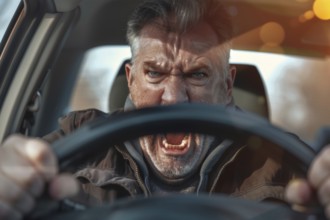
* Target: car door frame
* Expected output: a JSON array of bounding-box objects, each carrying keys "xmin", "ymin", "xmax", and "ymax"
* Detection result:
[{"xmin": 0, "ymin": 0, "xmax": 81, "ymax": 142}]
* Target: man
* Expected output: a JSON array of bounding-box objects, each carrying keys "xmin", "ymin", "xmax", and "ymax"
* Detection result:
[{"xmin": 0, "ymin": 0, "xmax": 329, "ymax": 219}]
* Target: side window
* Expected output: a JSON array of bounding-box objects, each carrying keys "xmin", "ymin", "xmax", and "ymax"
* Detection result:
[
  {"xmin": 0, "ymin": 0, "xmax": 21, "ymax": 44},
  {"xmin": 70, "ymin": 46, "xmax": 131, "ymax": 112}
]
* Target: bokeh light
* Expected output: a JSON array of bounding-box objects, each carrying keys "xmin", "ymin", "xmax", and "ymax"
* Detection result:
[
  {"xmin": 313, "ymin": 0, "xmax": 330, "ymax": 20},
  {"xmin": 259, "ymin": 22, "xmax": 285, "ymax": 46},
  {"xmin": 299, "ymin": 10, "xmax": 315, "ymax": 22}
]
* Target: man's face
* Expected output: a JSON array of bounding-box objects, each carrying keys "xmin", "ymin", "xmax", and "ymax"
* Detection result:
[{"xmin": 126, "ymin": 21, "xmax": 236, "ymax": 180}]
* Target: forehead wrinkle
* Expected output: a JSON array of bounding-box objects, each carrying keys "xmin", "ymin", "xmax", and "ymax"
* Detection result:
[
  {"xmin": 136, "ymin": 38, "xmax": 174, "ymax": 71},
  {"xmin": 190, "ymin": 41, "xmax": 216, "ymax": 53},
  {"xmin": 164, "ymin": 32, "xmax": 182, "ymax": 64},
  {"xmin": 166, "ymin": 34, "xmax": 214, "ymax": 72},
  {"xmin": 138, "ymin": 33, "xmax": 180, "ymax": 71}
]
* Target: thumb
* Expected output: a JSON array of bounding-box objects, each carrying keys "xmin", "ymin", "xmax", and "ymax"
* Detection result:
[
  {"xmin": 48, "ymin": 174, "xmax": 79, "ymax": 200},
  {"xmin": 285, "ymin": 178, "xmax": 323, "ymax": 214},
  {"xmin": 285, "ymin": 179, "xmax": 314, "ymax": 205}
]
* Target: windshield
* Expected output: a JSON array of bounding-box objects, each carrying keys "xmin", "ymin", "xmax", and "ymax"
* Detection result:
[{"xmin": 0, "ymin": 0, "xmax": 21, "ymax": 44}]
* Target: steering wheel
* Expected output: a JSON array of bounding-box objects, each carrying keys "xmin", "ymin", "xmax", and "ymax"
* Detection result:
[{"xmin": 31, "ymin": 103, "xmax": 322, "ymax": 220}]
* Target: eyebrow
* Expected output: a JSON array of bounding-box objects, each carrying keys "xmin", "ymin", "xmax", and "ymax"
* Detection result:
[
  {"xmin": 142, "ymin": 59, "xmax": 172, "ymax": 70},
  {"xmin": 142, "ymin": 58, "xmax": 212, "ymax": 74},
  {"xmin": 183, "ymin": 58, "xmax": 212, "ymax": 72},
  {"xmin": 143, "ymin": 60, "xmax": 164, "ymax": 69}
]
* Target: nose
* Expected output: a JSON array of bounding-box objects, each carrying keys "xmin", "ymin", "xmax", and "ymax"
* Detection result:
[{"xmin": 161, "ymin": 76, "xmax": 188, "ymax": 105}]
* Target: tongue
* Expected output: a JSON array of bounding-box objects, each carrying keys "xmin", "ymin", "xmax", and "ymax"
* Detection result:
[{"xmin": 165, "ymin": 133, "xmax": 186, "ymax": 145}]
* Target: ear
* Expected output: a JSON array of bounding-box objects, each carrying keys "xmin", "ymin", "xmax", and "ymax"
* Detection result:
[
  {"xmin": 125, "ymin": 62, "xmax": 133, "ymax": 88},
  {"xmin": 226, "ymin": 65, "xmax": 237, "ymax": 103}
]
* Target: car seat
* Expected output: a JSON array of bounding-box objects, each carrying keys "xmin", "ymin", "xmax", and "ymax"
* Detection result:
[{"xmin": 108, "ymin": 59, "xmax": 269, "ymax": 119}]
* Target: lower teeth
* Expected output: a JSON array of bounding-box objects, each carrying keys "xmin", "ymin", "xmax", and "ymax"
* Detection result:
[{"xmin": 162, "ymin": 137, "xmax": 188, "ymax": 149}]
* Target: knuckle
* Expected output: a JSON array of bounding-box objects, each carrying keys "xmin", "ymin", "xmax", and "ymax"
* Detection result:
[
  {"xmin": 1, "ymin": 135, "xmax": 26, "ymax": 156},
  {"xmin": 1, "ymin": 185, "xmax": 34, "ymax": 217},
  {"xmin": 24, "ymin": 138, "xmax": 51, "ymax": 161},
  {"xmin": 7, "ymin": 185, "xmax": 35, "ymax": 215},
  {"xmin": 24, "ymin": 139, "xmax": 58, "ymax": 180},
  {"xmin": 0, "ymin": 170, "xmax": 36, "ymax": 215},
  {"xmin": 321, "ymin": 147, "xmax": 330, "ymax": 160},
  {"xmin": 10, "ymin": 168, "xmax": 44, "ymax": 197},
  {"xmin": 318, "ymin": 179, "xmax": 330, "ymax": 205},
  {"xmin": 317, "ymin": 151, "xmax": 330, "ymax": 169},
  {"xmin": 308, "ymin": 148, "xmax": 330, "ymax": 187},
  {"xmin": 3, "ymin": 135, "xmax": 25, "ymax": 147},
  {"xmin": 0, "ymin": 161, "xmax": 44, "ymax": 196}
]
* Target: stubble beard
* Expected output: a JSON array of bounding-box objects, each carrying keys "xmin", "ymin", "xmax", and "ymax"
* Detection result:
[{"xmin": 140, "ymin": 134, "xmax": 213, "ymax": 180}]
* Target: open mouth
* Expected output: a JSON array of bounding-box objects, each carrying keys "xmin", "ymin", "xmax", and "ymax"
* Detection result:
[{"xmin": 158, "ymin": 133, "xmax": 192, "ymax": 156}]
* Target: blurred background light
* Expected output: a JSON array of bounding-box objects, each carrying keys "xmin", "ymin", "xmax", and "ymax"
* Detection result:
[
  {"xmin": 259, "ymin": 22, "xmax": 285, "ymax": 46},
  {"xmin": 313, "ymin": 0, "xmax": 330, "ymax": 20},
  {"xmin": 299, "ymin": 10, "xmax": 315, "ymax": 22}
]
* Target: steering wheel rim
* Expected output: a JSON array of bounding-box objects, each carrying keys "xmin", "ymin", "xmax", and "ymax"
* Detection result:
[
  {"xmin": 52, "ymin": 103, "xmax": 315, "ymax": 171},
  {"xmin": 39, "ymin": 103, "xmax": 322, "ymax": 220},
  {"xmin": 45, "ymin": 194, "xmax": 317, "ymax": 220}
]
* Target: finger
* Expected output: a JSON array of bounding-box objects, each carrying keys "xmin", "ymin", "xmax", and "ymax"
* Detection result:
[
  {"xmin": 16, "ymin": 137, "xmax": 58, "ymax": 181},
  {"xmin": 308, "ymin": 146, "xmax": 330, "ymax": 189},
  {"xmin": 0, "ymin": 164, "xmax": 44, "ymax": 198},
  {"xmin": 48, "ymin": 174, "xmax": 79, "ymax": 200},
  {"xmin": 0, "ymin": 169, "xmax": 35, "ymax": 215},
  {"xmin": 3, "ymin": 135, "xmax": 58, "ymax": 180},
  {"xmin": 285, "ymin": 179, "xmax": 313, "ymax": 205},
  {"xmin": 0, "ymin": 136, "xmax": 47, "ymax": 197},
  {"xmin": 318, "ymin": 178, "xmax": 330, "ymax": 206}
]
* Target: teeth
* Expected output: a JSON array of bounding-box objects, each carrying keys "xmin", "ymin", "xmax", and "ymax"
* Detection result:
[{"xmin": 162, "ymin": 136, "xmax": 188, "ymax": 149}]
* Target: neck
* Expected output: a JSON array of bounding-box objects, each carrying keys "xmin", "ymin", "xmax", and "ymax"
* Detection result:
[{"xmin": 148, "ymin": 170, "xmax": 200, "ymax": 195}]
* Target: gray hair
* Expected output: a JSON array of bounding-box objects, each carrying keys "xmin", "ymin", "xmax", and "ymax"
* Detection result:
[{"xmin": 126, "ymin": 0, "xmax": 233, "ymax": 75}]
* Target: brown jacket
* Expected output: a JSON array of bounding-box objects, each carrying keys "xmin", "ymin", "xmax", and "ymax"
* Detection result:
[{"xmin": 44, "ymin": 109, "xmax": 304, "ymax": 206}]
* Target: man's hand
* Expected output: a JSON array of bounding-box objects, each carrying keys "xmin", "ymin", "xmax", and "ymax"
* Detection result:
[
  {"xmin": 0, "ymin": 135, "xmax": 79, "ymax": 219},
  {"xmin": 286, "ymin": 145, "xmax": 330, "ymax": 218}
]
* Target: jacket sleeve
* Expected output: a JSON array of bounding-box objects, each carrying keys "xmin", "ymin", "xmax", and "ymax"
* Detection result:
[{"xmin": 42, "ymin": 108, "xmax": 108, "ymax": 143}]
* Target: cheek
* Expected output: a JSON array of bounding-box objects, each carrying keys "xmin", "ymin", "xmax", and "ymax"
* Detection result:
[
  {"xmin": 140, "ymin": 136, "xmax": 158, "ymax": 163},
  {"xmin": 140, "ymin": 137, "xmax": 151, "ymax": 153},
  {"xmin": 188, "ymin": 83, "xmax": 228, "ymax": 104},
  {"xmin": 212, "ymin": 85, "xmax": 230, "ymax": 103},
  {"xmin": 207, "ymin": 78, "xmax": 230, "ymax": 104},
  {"xmin": 129, "ymin": 79, "xmax": 163, "ymax": 108}
]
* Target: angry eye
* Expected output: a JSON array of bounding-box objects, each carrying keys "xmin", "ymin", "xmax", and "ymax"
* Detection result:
[
  {"xmin": 185, "ymin": 71, "xmax": 209, "ymax": 86},
  {"xmin": 190, "ymin": 72, "xmax": 207, "ymax": 79},
  {"xmin": 147, "ymin": 71, "xmax": 162, "ymax": 78},
  {"xmin": 145, "ymin": 71, "xmax": 166, "ymax": 83}
]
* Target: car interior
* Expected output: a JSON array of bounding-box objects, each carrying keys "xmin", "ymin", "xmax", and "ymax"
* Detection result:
[
  {"xmin": 0, "ymin": 0, "xmax": 329, "ymax": 219},
  {"xmin": 1, "ymin": 0, "xmax": 330, "ymax": 140}
]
